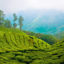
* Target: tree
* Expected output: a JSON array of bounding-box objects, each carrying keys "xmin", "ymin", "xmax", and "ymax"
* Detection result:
[
  {"xmin": 4, "ymin": 19, "xmax": 11, "ymax": 28},
  {"xmin": 13, "ymin": 13, "xmax": 17, "ymax": 28},
  {"xmin": 19, "ymin": 16, "xmax": 24, "ymax": 30},
  {"xmin": 35, "ymin": 34, "xmax": 58, "ymax": 44},
  {"xmin": 24, "ymin": 31, "xmax": 59, "ymax": 44},
  {"xmin": 0, "ymin": 10, "xmax": 5, "ymax": 25}
]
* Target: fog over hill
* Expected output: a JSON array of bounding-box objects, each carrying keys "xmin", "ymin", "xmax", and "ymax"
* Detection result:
[
  {"xmin": 6, "ymin": 10, "xmax": 64, "ymax": 34},
  {"xmin": 1, "ymin": 0, "xmax": 64, "ymax": 34}
]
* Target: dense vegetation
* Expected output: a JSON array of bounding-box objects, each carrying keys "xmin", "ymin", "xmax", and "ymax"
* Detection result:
[
  {"xmin": 0, "ymin": 10, "xmax": 64, "ymax": 64},
  {"xmin": 0, "ymin": 27, "xmax": 64, "ymax": 64},
  {"xmin": 0, "ymin": 9, "xmax": 59, "ymax": 45},
  {"xmin": 0, "ymin": 10, "xmax": 23, "ymax": 30},
  {"xmin": 23, "ymin": 31, "xmax": 59, "ymax": 44},
  {"xmin": 55, "ymin": 31, "xmax": 64, "ymax": 40}
]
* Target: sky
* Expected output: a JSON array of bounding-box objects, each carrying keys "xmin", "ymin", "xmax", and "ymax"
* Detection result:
[
  {"xmin": 0, "ymin": 0, "xmax": 64, "ymax": 34},
  {"xmin": 0, "ymin": 0, "xmax": 64, "ymax": 13}
]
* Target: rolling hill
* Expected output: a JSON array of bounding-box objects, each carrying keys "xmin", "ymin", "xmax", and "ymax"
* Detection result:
[{"xmin": 0, "ymin": 27, "xmax": 64, "ymax": 64}]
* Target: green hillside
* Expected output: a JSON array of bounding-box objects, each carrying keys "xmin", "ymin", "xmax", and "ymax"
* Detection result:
[{"xmin": 0, "ymin": 27, "xmax": 64, "ymax": 64}]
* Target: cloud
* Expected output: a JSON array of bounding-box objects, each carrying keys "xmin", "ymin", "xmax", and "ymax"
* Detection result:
[
  {"xmin": 57, "ymin": 25, "xmax": 64, "ymax": 32},
  {"xmin": 25, "ymin": 15, "xmax": 41, "ymax": 30},
  {"xmin": 0, "ymin": 0, "xmax": 64, "ymax": 13},
  {"xmin": 32, "ymin": 15, "xmax": 41, "ymax": 23}
]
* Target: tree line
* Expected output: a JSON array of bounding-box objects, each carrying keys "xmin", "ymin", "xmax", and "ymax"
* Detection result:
[{"xmin": 0, "ymin": 10, "xmax": 23, "ymax": 30}]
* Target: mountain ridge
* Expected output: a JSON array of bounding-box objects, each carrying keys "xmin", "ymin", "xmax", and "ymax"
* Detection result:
[{"xmin": 6, "ymin": 10, "xmax": 64, "ymax": 34}]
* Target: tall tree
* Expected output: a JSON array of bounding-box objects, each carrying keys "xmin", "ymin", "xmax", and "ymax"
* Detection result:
[
  {"xmin": 0, "ymin": 10, "xmax": 5, "ymax": 25},
  {"xmin": 19, "ymin": 16, "xmax": 24, "ymax": 30},
  {"xmin": 4, "ymin": 19, "xmax": 11, "ymax": 28},
  {"xmin": 13, "ymin": 13, "xmax": 17, "ymax": 28}
]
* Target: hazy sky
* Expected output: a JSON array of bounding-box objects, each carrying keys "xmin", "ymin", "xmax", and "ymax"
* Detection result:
[{"xmin": 0, "ymin": 0, "xmax": 64, "ymax": 13}]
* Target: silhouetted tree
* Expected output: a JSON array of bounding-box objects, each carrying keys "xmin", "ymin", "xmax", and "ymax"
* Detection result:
[
  {"xmin": 13, "ymin": 13, "xmax": 17, "ymax": 28},
  {"xmin": 0, "ymin": 10, "xmax": 5, "ymax": 25},
  {"xmin": 19, "ymin": 16, "xmax": 24, "ymax": 30},
  {"xmin": 4, "ymin": 19, "xmax": 11, "ymax": 28}
]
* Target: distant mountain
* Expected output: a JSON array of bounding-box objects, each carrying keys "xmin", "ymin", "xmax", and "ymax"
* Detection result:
[
  {"xmin": 22, "ymin": 10, "xmax": 64, "ymax": 34},
  {"xmin": 6, "ymin": 10, "xmax": 64, "ymax": 34},
  {"xmin": 55, "ymin": 31, "xmax": 64, "ymax": 39}
]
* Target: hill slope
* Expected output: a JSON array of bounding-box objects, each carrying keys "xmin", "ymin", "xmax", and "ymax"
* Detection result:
[
  {"xmin": 0, "ymin": 27, "xmax": 64, "ymax": 64},
  {"xmin": 0, "ymin": 27, "xmax": 50, "ymax": 52}
]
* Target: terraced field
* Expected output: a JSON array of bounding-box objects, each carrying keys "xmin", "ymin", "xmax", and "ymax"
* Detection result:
[{"xmin": 0, "ymin": 27, "xmax": 64, "ymax": 64}]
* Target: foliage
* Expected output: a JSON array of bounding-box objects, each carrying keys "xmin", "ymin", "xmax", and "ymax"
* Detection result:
[
  {"xmin": 0, "ymin": 10, "xmax": 5, "ymax": 25},
  {"xmin": 0, "ymin": 10, "xmax": 24, "ymax": 30},
  {"xmin": 13, "ymin": 13, "xmax": 17, "ymax": 28},
  {"xmin": 55, "ymin": 31, "xmax": 64, "ymax": 40},
  {"xmin": 23, "ymin": 31, "xmax": 59, "ymax": 44},
  {"xmin": 0, "ymin": 9, "xmax": 64, "ymax": 64},
  {"xmin": 4, "ymin": 19, "xmax": 12, "ymax": 28},
  {"xmin": 0, "ymin": 27, "xmax": 64, "ymax": 64},
  {"xmin": 19, "ymin": 16, "xmax": 24, "ymax": 30}
]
